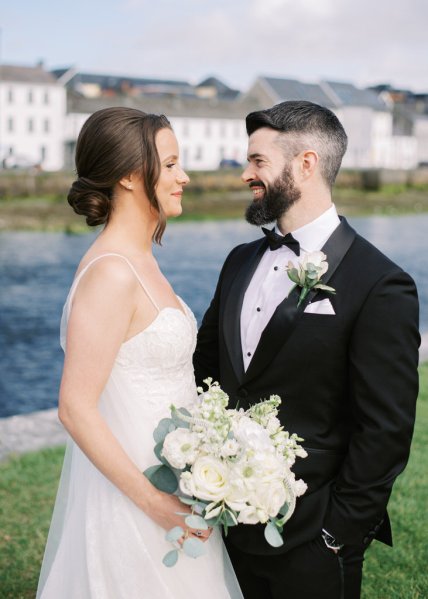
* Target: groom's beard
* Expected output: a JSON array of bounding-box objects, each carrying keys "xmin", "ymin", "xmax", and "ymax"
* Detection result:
[{"xmin": 245, "ymin": 166, "xmax": 301, "ymax": 226}]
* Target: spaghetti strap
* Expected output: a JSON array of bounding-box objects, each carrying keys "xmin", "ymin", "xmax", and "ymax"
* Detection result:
[{"xmin": 67, "ymin": 253, "xmax": 160, "ymax": 315}]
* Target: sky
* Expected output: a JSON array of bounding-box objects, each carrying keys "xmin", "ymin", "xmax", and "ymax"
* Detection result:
[{"xmin": 1, "ymin": 0, "xmax": 427, "ymax": 92}]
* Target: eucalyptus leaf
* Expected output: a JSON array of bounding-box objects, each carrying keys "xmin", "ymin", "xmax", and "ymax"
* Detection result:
[
  {"xmin": 264, "ymin": 522, "xmax": 284, "ymax": 547},
  {"xmin": 314, "ymin": 284, "xmax": 336, "ymax": 293},
  {"xmin": 163, "ymin": 549, "xmax": 179, "ymax": 567},
  {"xmin": 179, "ymin": 496, "xmax": 199, "ymax": 506},
  {"xmin": 171, "ymin": 406, "xmax": 192, "ymax": 428},
  {"xmin": 287, "ymin": 268, "xmax": 300, "ymax": 284},
  {"xmin": 185, "ymin": 515, "xmax": 209, "ymax": 530},
  {"xmin": 183, "ymin": 537, "xmax": 206, "ymax": 558},
  {"xmin": 224, "ymin": 510, "xmax": 238, "ymax": 527},
  {"xmin": 165, "ymin": 526, "xmax": 184, "ymax": 542},
  {"xmin": 154, "ymin": 441, "xmax": 169, "ymax": 466},
  {"xmin": 153, "ymin": 418, "xmax": 175, "ymax": 443},
  {"xmin": 143, "ymin": 464, "xmax": 178, "ymax": 494}
]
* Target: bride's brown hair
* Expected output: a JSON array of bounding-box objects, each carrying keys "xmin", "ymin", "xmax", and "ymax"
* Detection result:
[{"xmin": 67, "ymin": 107, "xmax": 172, "ymax": 244}]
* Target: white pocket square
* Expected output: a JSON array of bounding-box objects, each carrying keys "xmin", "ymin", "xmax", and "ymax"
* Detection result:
[{"xmin": 304, "ymin": 298, "xmax": 336, "ymax": 315}]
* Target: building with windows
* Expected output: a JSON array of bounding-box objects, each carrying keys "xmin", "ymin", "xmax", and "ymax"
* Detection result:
[
  {"xmin": 244, "ymin": 77, "xmax": 418, "ymax": 169},
  {"xmin": 0, "ymin": 64, "xmax": 66, "ymax": 170},
  {"xmin": 65, "ymin": 93, "xmax": 259, "ymax": 171}
]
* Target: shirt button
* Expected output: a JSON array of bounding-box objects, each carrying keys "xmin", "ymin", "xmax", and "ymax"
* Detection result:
[
  {"xmin": 273, "ymin": 266, "xmax": 279, "ymax": 271},
  {"xmin": 247, "ymin": 352, "xmax": 252, "ymax": 357},
  {"xmin": 256, "ymin": 307, "xmax": 261, "ymax": 312}
]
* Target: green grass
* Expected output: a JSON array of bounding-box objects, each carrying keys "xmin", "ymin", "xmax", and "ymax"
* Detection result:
[{"xmin": 1, "ymin": 365, "xmax": 427, "ymax": 597}]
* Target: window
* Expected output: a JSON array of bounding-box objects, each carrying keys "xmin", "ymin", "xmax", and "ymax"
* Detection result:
[
  {"xmin": 205, "ymin": 121, "xmax": 211, "ymax": 137},
  {"xmin": 195, "ymin": 146, "xmax": 203, "ymax": 161},
  {"xmin": 219, "ymin": 146, "xmax": 225, "ymax": 159},
  {"xmin": 40, "ymin": 146, "xmax": 47, "ymax": 162},
  {"xmin": 7, "ymin": 88, "xmax": 13, "ymax": 103},
  {"xmin": 7, "ymin": 117, "xmax": 14, "ymax": 132},
  {"xmin": 28, "ymin": 118, "xmax": 34, "ymax": 133},
  {"xmin": 43, "ymin": 91, "xmax": 49, "ymax": 105},
  {"xmin": 44, "ymin": 119, "xmax": 50, "ymax": 133},
  {"xmin": 28, "ymin": 89, "xmax": 34, "ymax": 104}
]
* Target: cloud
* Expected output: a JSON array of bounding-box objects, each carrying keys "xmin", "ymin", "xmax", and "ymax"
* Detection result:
[{"xmin": 2, "ymin": 0, "xmax": 427, "ymax": 91}]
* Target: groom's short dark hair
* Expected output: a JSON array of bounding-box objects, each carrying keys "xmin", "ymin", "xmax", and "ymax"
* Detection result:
[{"xmin": 246, "ymin": 101, "xmax": 348, "ymax": 189}]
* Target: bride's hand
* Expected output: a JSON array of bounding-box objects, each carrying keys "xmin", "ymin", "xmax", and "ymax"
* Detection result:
[{"xmin": 146, "ymin": 490, "xmax": 212, "ymax": 542}]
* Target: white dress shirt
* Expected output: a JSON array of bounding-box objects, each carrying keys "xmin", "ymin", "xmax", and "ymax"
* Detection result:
[{"xmin": 240, "ymin": 205, "xmax": 341, "ymax": 370}]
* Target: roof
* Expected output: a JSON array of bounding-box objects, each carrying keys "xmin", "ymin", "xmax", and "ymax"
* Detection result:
[
  {"xmin": 52, "ymin": 69, "xmax": 194, "ymax": 95},
  {"xmin": 67, "ymin": 92, "xmax": 261, "ymax": 119},
  {"xmin": 256, "ymin": 76, "xmax": 387, "ymax": 110},
  {"xmin": 261, "ymin": 77, "xmax": 335, "ymax": 107},
  {"xmin": 0, "ymin": 64, "xmax": 57, "ymax": 85},
  {"xmin": 197, "ymin": 76, "xmax": 240, "ymax": 99},
  {"xmin": 324, "ymin": 81, "xmax": 386, "ymax": 110}
]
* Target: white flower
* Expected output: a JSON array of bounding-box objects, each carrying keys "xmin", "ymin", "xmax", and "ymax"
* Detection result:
[
  {"xmin": 266, "ymin": 416, "xmax": 281, "ymax": 435},
  {"xmin": 301, "ymin": 251, "xmax": 328, "ymax": 276},
  {"xmin": 232, "ymin": 417, "xmax": 273, "ymax": 452},
  {"xmin": 162, "ymin": 428, "xmax": 200, "ymax": 469},
  {"xmin": 237, "ymin": 505, "xmax": 261, "ymax": 525},
  {"xmin": 220, "ymin": 438, "xmax": 240, "ymax": 458},
  {"xmin": 180, "ymin": 456, "xmax": 230, "ymax": 502},
  {"xmin": 294, "ymin": 479, "xmax": 308, "ymax": 497},
  {"xmin": 250, "ymin": 481, "xmax": 287, "ymax": 519}
]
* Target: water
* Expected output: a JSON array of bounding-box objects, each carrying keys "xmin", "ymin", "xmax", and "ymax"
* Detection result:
[{"xmin": 1, "ymin": 214, "xmax": 427, "ymax": 418}]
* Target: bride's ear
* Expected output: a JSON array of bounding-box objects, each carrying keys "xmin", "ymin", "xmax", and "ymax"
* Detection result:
[{"xmin": 118, "ymin": 173, "xmax": 134, "ymax": 191}]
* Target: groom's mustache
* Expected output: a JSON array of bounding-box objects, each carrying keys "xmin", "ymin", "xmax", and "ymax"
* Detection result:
[{"xmin": 249, "ymin": 181, "xmax": 266, "ymax": 189}]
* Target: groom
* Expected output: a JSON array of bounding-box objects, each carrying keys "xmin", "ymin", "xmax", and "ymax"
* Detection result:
[{"xmin": 193, "ymin": 101, "xmax": 420, "ymax": 599}]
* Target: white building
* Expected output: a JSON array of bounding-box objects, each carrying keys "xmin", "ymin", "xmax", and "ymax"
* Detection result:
[
  {"xmin": 245, "ymin": 77, "xmax": 418, "ymax": 170},
  {"xmin": 64, "ymin": 94, "xmax": 259, "ymax": 171},
  {"xmin": 0, "ymin": 64, "xmax": 66, "ymax": 170}
]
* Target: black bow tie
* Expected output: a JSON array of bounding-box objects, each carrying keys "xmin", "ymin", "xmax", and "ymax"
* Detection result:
[{"xmin": 262, "ymin": 227, "xmax": 301, "ymax": 256}]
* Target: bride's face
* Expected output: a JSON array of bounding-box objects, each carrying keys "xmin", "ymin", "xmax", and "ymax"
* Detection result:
[{"xmin": 155, "ymin": 128, "xmax": 189, "ymax": 218}]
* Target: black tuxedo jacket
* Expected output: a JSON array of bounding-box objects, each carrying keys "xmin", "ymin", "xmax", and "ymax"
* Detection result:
[{"xmin": 193, "ymin": 218, "xmax": 420, "ymax": 556}]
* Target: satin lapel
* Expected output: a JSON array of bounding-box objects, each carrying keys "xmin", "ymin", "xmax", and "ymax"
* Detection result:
[
  {"xmin": 243, "ymin": 217, "xmax": 356, "ymax": 384},
  {"xmin": 223, "ymin": 238, "xmax": 268, "ymax": 383}
]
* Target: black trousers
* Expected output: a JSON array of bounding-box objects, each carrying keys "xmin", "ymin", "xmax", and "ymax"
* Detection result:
[{"xmin": 226, "ymin": 536, "xmax": 367, "ymax": 599}]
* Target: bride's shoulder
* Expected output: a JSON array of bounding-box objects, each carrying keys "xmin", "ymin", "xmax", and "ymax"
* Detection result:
[{"xmin": 74, "ymin": 253, "xmax": 140, "ymax": 300}]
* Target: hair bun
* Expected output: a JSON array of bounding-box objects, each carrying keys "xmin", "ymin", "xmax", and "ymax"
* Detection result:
[{"xmin": 67, "ymin": 177, "xmax": 112, "ymax": 227}]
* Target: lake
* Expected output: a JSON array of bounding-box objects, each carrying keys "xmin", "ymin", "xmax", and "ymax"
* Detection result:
[{"xmin": 1, "ymin": 214, "xmax": 427, "ymax": 417}]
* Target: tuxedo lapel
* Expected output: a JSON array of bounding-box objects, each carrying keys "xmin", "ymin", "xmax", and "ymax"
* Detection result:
[
  {"xmin": 243, "ymin": 217, "xmax": 356, "ymax": 384},
  {"xmin": 223, "ymin": 238, "xmax": 268, "ymax": 382}
]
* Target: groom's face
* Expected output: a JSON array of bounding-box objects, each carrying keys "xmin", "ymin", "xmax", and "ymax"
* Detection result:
[{"xmin": 242, "ymin": 127, "xmax": 301, "ymax": 226}]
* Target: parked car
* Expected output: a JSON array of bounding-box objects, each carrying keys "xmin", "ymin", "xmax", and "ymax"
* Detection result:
[{"xmin": 219, "ymin": 158, "xmax": 241, "ymax": 169}]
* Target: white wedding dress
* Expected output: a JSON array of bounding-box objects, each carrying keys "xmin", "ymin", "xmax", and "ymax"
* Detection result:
[{"xmin": 37, "ymin": 253, "xmax": 243, "ymax": 599}]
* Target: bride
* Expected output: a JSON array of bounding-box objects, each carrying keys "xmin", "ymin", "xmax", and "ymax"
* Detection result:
[{"xmin": 37, "ymin": 107, "xmax": 242, "ymax": 598}]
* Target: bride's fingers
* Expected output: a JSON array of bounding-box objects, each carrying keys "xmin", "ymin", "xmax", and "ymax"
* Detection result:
[{"xmin": 189, "ymin": 527, "xmax": 212, "ymax": 541}]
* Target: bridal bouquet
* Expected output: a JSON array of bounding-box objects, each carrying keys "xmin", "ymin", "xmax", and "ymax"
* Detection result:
[{"xmin": 144, "ymin": 379, "xmax": 307, "ymax": 567}]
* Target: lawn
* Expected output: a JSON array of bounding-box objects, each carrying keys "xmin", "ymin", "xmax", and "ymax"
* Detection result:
[{"xmin": 1, "ymin": 364, "xmax": 427, "ymax": 598}]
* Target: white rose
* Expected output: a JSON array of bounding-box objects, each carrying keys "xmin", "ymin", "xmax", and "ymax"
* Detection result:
[
  {"xmin": 236, "ymin": 505, "xmax": 261, "ymax": 525},
  {"xmin": 180, "ymin": 456, "xmax": 230, "ymax": 502},
  {"xmin": 250, "ymin": 481, "xmax": 287, "ymax": 519},
  {"xmin": 220, "ymin": 438, "xmax": 240, "ymax": 458},
  {"xmin": 301, "ymin": 251, "xmax": 328, "ymax": 276},
  {"xmin": 162, "ymin": 429, "xmax": 200, "ymax": 470},
  {"xmin": 253, "ymin": 452, "xmax": 285, "ymax": 482},
  {"xmin": 232, "ymin": 417, "xmax": 273, "ymax": 452}
]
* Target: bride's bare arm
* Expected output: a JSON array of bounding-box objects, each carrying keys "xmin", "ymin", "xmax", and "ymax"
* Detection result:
[{"xmin": 58, "ymin": 258, "xmax": 209, "ymax": 539}]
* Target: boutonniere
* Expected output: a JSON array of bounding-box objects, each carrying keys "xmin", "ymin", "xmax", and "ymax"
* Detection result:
[{"xmin": 286, "ymin": 251, "xmax": 336, "ymax": 307}]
